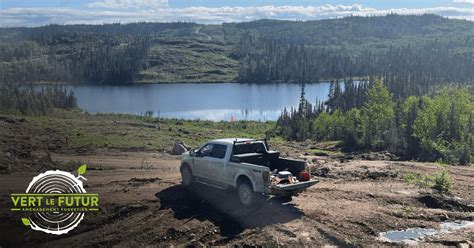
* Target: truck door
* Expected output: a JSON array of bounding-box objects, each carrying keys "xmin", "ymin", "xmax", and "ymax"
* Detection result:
[
  {"xmin": 193, "ymin": 143, "xmax": 212, "ymax": 178},
  {"xmin": 206, "ymin": 144, "xmax": 228, "ymax": 185}
]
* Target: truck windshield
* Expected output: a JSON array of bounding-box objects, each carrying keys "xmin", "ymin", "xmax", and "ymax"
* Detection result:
[{"xmin": 232, "ymin": 142, "xmax": 266, "ymax": 155}]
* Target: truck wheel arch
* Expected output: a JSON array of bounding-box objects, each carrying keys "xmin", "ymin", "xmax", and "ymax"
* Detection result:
[
  {"xmin": 180, "ymin": 162, "xmax": 191, "ymax": 173},
  {"xmin": 235, "ymin": 174, "xmax": 255, "ymax": 190}
]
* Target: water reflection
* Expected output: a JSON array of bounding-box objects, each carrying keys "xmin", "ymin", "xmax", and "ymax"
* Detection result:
[{"xmin": 63, "ymin": 82, "xmax": 338, "ymax": 121}]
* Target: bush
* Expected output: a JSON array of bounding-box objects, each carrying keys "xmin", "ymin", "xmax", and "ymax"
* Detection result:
[
  {"xmin": 404, "ymin": 170, "xmax": 452, "ymax": 193},
  {"xmin": 431, "ymin": 170, "xmax": 452, "ymax": 192},
  {"xmin": 404, "ymin": 172, "xmax": 431, "ymax": 187}
]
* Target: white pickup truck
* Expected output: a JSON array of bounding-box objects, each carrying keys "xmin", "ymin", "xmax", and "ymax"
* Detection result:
[{"xmin": 180, "ymin": 138, "xmax": 318, "ymax": 207}]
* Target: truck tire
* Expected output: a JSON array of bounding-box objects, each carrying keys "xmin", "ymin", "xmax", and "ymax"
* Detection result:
[
  {"xmin": 180, "ymin": 165, "xmax": 194, "ymax": 187},
  {"xmin": 278, "ymin": 195, "xmax": 293, "ymax": 203},
  {"xmin": 238, "ymin": 180, "xmax": 256, "ymax": 207}
]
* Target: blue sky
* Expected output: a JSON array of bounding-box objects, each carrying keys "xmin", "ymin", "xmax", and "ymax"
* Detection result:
[{"xmin": 0, "ymin": 0, "xmax": 472, "ymax": 26}]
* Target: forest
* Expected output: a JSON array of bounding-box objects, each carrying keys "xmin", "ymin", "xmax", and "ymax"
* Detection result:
[
  {"xmin": 276, "ymin": 80, "xmax": 473, "ymax": 165},
  {"xmin": 0, "ymin": 82, "xmax": 76, "ymax": 115},
  {"xmin": 0, "ymin": 14, "xmax": 472, "ymax": 87},
  {"xmin": 236, "ymin": 36, "xmax": 472, "ymax": 98}
]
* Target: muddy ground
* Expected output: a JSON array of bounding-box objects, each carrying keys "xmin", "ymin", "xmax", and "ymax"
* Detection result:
[
  {"xmin": 0, "ymin": 113, "xmax": 472, "ymax": 247},
  {"xmin": 0, "ymin": 150, "xmax": 473, "ymax": 247}
]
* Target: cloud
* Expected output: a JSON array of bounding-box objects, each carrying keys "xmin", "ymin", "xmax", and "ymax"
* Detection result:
[
  {"xmin": 0, "ymin": 4, "xmax": 472, "ymax": 27},
  {"xmin": 452, "ymin": 0, "xmax": 474, "ymax": 3},
  {"xmin": 87, "ymin": 0, "xmax": 168, "ymax": 9}
]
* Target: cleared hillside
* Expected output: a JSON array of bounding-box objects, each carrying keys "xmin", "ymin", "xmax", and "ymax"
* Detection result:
[{"xmin": 0, "ymin": 14, "xmax": 472, "ymax": 84}]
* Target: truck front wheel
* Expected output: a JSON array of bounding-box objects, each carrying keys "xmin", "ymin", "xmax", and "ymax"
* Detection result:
[
  {"xmin": 238, "ymin": 181, "xmax": 256, "ymax": 207},
  {"xmin": 180, "ymin": 165, "xmax": 194, "ymax": 187}
]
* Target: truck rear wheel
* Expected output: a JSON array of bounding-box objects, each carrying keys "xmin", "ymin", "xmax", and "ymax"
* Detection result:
[
  {"xmin": 238, "ymin": 181, "xmax": 256, "ymax": 207},
  {"xmin": 278, "ymin": 195, "xmax": 293, "ymax": 203},
  {"xmin": 180, "ymin": 165, "xmax": 194, "ymax": 187}
]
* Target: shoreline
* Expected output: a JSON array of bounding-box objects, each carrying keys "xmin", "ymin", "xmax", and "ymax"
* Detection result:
[{"xmin": 19, "ymin": 77, "xmax": 370, "ymax": 86}]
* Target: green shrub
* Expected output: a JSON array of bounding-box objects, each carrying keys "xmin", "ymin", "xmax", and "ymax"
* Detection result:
[
  {"xmin": 431, "ymin": 170, "xmax": 452, "ymax": 192},
  {"xmin": 404, "ymin": 170, "xmax": 452, "ymax": 193},
  {"xmin": 404, "ymin": 172, "xmax": 430, "ymax": 187}
]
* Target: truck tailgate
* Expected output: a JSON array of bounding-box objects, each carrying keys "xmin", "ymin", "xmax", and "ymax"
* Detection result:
[
  {"xmin": 276, "ymin": 180, "xmax": 319, "ymax": 191},
  {"xmin": 266, "ymin": 179, "xmax": 319, "ymax": 195}
]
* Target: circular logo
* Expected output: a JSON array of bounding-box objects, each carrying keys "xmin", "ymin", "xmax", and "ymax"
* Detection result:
[
  {"xmin": 10, "ymin": 165, "xmax": 99, "ymax": 235},
  {"xmin": 26, "ymin": 170, "xmax": 87, "ymax": 235}
]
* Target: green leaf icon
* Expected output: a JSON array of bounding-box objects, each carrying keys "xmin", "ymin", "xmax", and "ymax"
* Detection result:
[
  {"xmin": 22, "ymin": 218, "xmax": 30, "ymax": 226},
  {"xmin": 78, "ymin": 164, "xmax": 87, "ymax": 175}
]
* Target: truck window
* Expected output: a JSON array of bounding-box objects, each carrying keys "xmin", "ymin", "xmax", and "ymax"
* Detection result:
[
  {"xmin": 199, "ymin": 143, "xmax": 213, "ymax": 156},
  {"xmin": 210, "ymin": 144, "xmax": 227, "ymax": 159},
  {"xmin": 232, "ymin": 142, "xmax": 266, "ymax": 155}
]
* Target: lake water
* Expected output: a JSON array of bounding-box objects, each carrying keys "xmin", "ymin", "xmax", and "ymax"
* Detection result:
[
  {"xmin": 378, "ymin": 220, "xmax": 474, "ymax": 245},
  {"xmin": 63, "ymin": 82, "xmax": 335, "ymax": 121}
]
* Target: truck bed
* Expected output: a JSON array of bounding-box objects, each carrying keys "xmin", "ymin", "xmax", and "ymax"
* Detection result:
[{"xmin": 232, "ymin": 152, "xmax": 306, "ymax": 178}]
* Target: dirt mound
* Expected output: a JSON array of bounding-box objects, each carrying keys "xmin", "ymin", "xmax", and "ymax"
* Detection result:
[
  {"xmin": 418, "ymin": 194, "xmax": 474, "ymax": 212},
  {"xmin": 314, "ymin": 167, "xmax": 398, "ymax": 181}
]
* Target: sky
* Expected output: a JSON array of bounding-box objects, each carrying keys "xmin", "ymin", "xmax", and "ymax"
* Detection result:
[{"xmin": 0, "ymin": 0, "xmax": 473, "ymax": 27}]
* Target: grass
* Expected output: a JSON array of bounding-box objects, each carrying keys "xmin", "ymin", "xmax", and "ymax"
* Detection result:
[
  {"xmin": 401, "ymin": 206, "xmax": 415, "ymax": 218},
  {"xmin": 309, "ymin": 148, "xmax": 344, "ymax": 157},
  {"xmin": 434, "ymin": 159, "xmax": 449, "ymax": 167},
  {"xmin": 11, "ymin": 109, "xmax": 276, "ymax": 152},
  {"xmin": 136, "ymin": 38, "xmax": 239, "ymax": 83},
  {"xmin": 307, "ymin": 141, "xmax": 344, "ymax": 157}
]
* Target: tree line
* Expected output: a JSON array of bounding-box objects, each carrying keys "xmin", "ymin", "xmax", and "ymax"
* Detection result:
[
  {"xmin": 0, "ymin": 35, "xmax": 151, "ymax": 84},
  {"xmin": 276, "ymin": 81, "xmax": 473, "ymax": 165},
  {"xmin": 235, "ymin": 33, "xmax": 473, "ymax": 98},
  {"xmin": 0, "ymin": 22, "xmax": 195, "ymax": 43},
  {"xmin": 0, "ymin": 82, "xmax": 77, "ymax": 115}
]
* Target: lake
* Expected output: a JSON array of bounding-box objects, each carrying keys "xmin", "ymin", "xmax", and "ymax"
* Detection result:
[{"xmin": 63, "ymin": 82, "xmax": 336, "ymax": 121}]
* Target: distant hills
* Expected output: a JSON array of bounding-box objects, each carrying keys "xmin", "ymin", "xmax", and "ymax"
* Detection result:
[{"xmin": 0, "ymin": 14, "xmax": 472, "ymax": 88}]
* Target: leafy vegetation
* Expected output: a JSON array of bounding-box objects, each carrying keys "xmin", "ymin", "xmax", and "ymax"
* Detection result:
[
  {"xmin": 276, "ymin": 81, "xmax": 474, "ymax": 165},
  {"xmin": 404, "ymin": 170, "xmax": 452, "ymax": 192},
  {"xmin": 432, "ymin": 170, "xmax": 452, "ymax": 192},
  {"xmin": 412, "ymin": 89, "xmax": 473, "ymax": 164}
]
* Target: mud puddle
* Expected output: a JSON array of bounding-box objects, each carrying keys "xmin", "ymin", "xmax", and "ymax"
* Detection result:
[{"xmin": 379, "ymin": 220, "xmax": 474, "ymax": 244}]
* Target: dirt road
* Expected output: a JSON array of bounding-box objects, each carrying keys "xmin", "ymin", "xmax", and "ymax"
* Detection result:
[
  {"xmin": 0, "ymin": 152, "xmax": 473, "ymax": 247},
  {"xmin": 193, "ymin": 26, "xmax": 212, "ymax": 41}
]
